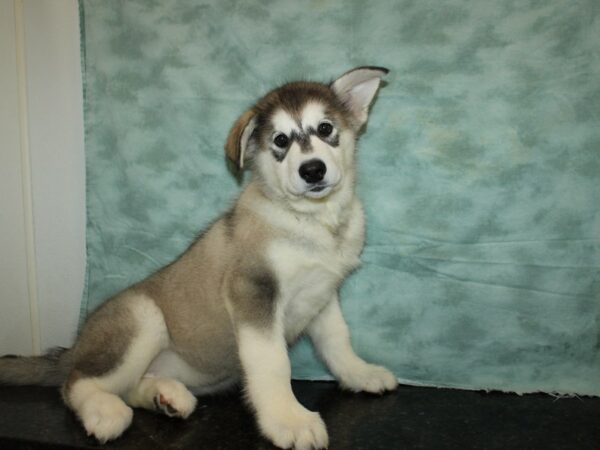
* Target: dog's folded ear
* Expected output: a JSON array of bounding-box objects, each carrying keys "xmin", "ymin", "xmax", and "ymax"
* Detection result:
[
  {"xmin": 225, "ymin": 109, "xmax": 257, "ymax": 170},
  {"xmin": 331, "ymin": 66, "xmax": 389, "ymax": 129}
]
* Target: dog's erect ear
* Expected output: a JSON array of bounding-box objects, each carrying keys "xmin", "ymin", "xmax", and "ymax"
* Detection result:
[
  {"xmin": 331, "ymin": 66, "xmax": 389, "ymax": 128},
  {"xmin": 225, "ymin": 109, "xmax": 257, "ymax": 170}
]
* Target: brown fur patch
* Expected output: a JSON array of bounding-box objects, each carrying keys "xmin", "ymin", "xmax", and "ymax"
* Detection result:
[
  {"xmin": 224, "ymin": 109, "xmax": 256, "ymax": 168},
  {"xmin": 227, "ymin": 262, "xmax": 279, "ymax": 327},
  {"xmin": 69, "ymin": 296, "xmax": 137, "ymax": 378}
]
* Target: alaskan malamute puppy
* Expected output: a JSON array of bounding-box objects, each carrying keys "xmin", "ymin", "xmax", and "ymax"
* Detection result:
[{"xmin": 0, "ymin": 66, "xmax": 397, "ymax": 450}]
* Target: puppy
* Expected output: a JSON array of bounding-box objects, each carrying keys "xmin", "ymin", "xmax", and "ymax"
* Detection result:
[{"xmin": 0, "ymin": 66, "xmax": 397, "ymax": 450}]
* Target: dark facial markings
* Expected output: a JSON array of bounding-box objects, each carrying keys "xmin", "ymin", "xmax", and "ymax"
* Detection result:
[
  {"xmin": 269, "ymin": 122, "xmax": 339, "ymax": 162},
  {"xmin": 308, "ymin": 125, "xmax": 340, "ymax": 148},
  {"xmin": 271, "ymin": 147, "xmax": 288, "ymax": 162},
  {"xmin": 292, "ymin": 130, "xmax": 311, "ymax": 152}
]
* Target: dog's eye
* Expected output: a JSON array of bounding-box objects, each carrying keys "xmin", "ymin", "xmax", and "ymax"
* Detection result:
[
  {"xmin": 317, "ymin": 121, "xmax": 333, "ymax": 137},
  {"xmin": 273, "ymin": 133, "xmax": 289, "ymax": 148}
]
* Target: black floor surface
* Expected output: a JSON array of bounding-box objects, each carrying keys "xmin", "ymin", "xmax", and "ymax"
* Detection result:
[{"xmin": 0, "ymin": 381, "xmax": 598, "ymax": 449}]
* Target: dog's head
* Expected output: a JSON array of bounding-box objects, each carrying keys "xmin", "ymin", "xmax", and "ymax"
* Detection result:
[{"xmin": 225, "ymin": 67, "xmax": 388, "ymax": 206}]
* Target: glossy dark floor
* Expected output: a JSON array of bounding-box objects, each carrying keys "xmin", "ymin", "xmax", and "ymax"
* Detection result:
[{"xmin": 0, "ymin": 381, "xmax": 598, "ymax": 449}]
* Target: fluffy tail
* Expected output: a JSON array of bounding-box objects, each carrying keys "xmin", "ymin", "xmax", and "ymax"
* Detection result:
[{"xmin": 0, "ymin": 347, "xmax": 73, "ymax": 386}]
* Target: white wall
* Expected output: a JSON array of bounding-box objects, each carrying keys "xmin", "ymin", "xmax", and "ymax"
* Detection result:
[
  {"xmin": 0, "ymin": 0, "xmax": 84, "ymax": 355},
  {"xmin": 0, "ymin": 0, "xmax": 35, "ymax": 355}
]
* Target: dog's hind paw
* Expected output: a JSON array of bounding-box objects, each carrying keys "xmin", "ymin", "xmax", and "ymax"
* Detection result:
[
  {"xmin": 79, "ymin": 391, "xmax": 133, "ymax": 443},
  {"xmin": 152, "ymin": 378, "xmax": 197, "ymax": 419}
]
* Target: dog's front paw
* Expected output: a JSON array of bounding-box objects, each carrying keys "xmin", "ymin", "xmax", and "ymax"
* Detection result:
[
  {"xmin": 258, "ymin": 404, "xmax": 328, "ymax": 450},
  {"xmin": 340, "ymin": 363, "xmax": 398, "ymax": 394}
]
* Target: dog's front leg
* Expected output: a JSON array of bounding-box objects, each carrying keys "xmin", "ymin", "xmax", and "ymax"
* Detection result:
[
  {"xmin": 238, "ymin": 323, "xmax": 328, "ymax": 450},
  {"xmin": 308, "ymin": 297, "xmax": 398, "ymax": 394}
]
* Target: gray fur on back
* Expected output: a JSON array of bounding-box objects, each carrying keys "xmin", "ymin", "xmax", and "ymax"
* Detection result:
[{"xmin": 0, "ymin": 347, "xmax": 73, "ymax": 386}]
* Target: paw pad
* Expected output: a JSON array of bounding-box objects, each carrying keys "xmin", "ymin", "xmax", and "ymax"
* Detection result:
[{"xmin": 153, "ymin": 394, "xmax": 180, "ymax": 417}]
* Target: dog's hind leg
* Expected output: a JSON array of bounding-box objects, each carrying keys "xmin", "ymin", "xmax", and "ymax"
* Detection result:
[{"xmin": 62, "ymin": 293, "xmax": 169, "ymax": 443}]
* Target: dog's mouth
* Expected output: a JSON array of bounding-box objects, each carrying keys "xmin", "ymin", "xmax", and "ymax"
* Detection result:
[
  {"xmin": 304, "ymin": 183, "xmax": 334, "ymax": 199},
  {"xmin": 288, "ymin": 174, "xmax": 342, "ymax": 200}
]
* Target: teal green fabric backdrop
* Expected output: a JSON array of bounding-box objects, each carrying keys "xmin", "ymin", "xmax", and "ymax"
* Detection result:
[{"xmin": 80, "ymin": 0, "xmax": 600, "ymax": 395}]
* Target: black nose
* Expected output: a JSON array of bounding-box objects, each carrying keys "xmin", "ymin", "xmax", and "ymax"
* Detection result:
[{"xmin": 299, "ymin": 159, "xmax": 327, "ymax": 184}]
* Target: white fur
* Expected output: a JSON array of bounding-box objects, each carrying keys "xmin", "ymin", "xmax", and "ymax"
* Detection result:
[
  {"xmin": 127, "ymin": 376, "xmax": 197, "ymax": 418},
  {"xmin": 237, "ymin": 324, "xmax": 328, "ymax": 450},
  {"xmin": 300, "ymin": 102, "xmax": 326, "ymax": 130},
  {"xmin": 308, "ymin": 299, "xmax": 398, "ymax": 393},
  {"xmin": 271, "ymin": 239, "xmax": 343, "ymax": 341},
  {"xmin": 69, "ymin": 386, "xmax": 133, "ymax": 443},
  {"xmin": 264, "ymin": 197, "xmax": 364, "ymax": 342},
  {"xmin": 67, "ymin": 295, "xmax": 169, "ymax": 442},
  {"xmin": 272, "ymin": 108, "xmax": 299, "ymax": 137}
]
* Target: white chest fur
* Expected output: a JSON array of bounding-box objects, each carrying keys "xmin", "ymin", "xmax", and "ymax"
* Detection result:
[{"xmin": 266, "ymin": 200, "xmax": 365, "ymax": 342}]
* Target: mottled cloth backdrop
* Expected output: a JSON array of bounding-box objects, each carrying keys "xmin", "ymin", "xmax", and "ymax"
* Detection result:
[{"xmin": 80, "ymin": 0, "xmax": 600, "ymax": 395}]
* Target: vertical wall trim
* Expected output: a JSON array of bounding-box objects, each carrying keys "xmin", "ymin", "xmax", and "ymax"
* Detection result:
[{"xmin": 14, "ymin": 0, "xmax": 40, "ymax": 355}]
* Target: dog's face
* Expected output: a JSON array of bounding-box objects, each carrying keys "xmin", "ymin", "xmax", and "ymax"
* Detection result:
[
  {"xmin": 225, "ymin": 67, "xmax": 388, "ymax": 205},
  {"xmin": 252, "ymin": 84, "xmax": 355, "ymax": 201}
]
